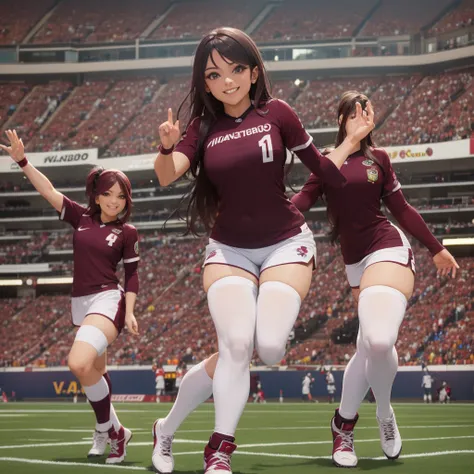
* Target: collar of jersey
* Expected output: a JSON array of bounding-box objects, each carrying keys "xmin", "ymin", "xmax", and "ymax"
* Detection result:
[
  {"xmin": 222, "ymin": 104, "xmax": 254, "ymax": 122},
  {"xmin": 93, "ymin": 213, "xmax": 121, "ymax": 226}
]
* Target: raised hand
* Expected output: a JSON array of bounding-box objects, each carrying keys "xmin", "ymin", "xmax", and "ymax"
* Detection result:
[
  {"xmin": 348, "ymin": 101, "xmax": 375, "ymax": 144},
  {"xmin": 0, "ymin": 130, "xmax": 25, "ymax": 162},
  {"xmin": 433, "ymin": 248, "xmax": 459, "ymax": 278},
  {"xmin": 158, "ymin": 108, "xmax": 181, "ymax": 150}
]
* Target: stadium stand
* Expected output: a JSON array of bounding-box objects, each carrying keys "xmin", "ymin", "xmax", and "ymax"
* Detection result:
[
  {"xmin": 359, "ymin": 0, "xmax": 453, "ymax": 37},
  {"xmin": 0, "ymin": 0, "xmax": 56, "ymax": 45},
  {"xmin": 30, "ymin": 0, "xmax": 169, "ymax": 44},
  {"xmin": 1, "ymin": 67, "xmax": 471, "ymax": 153},
  {"xmin": 428, "ymin": 0, "xmax": 474, "ymax": 35},
  {"xmin": 149, "ymin": 0, "xmax": 265, "ymax": 40},
  {"xmin": 253, "ymin": 0, "xmax": 378, "ymax": 42}
]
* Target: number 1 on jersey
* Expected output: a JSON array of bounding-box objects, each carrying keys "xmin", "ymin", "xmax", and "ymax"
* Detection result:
[
  {"xmin": 258, "ymin": 134, "xmax": 274, "ymax": 163},
  {"xmin": 106, "ymin": 233, "xmax": 118, "ymax": 247}
]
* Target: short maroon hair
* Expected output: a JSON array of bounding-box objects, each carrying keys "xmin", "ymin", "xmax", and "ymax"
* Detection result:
[{"xmin": 85, "ymin": 167, "xmax": 133, "ymax": 223}]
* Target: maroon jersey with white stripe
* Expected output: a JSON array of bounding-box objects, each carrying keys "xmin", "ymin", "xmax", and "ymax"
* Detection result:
[
  {"xmin": 176, "ymin": 99, "xmax": 320, "ymax": 248},
  {"xmin": 60, "ymin": 196, "xmax": 140, "ymax": 297},
  {"xmin": 292, "ymin": 148, "xmax": 404, "ymax": 264}
]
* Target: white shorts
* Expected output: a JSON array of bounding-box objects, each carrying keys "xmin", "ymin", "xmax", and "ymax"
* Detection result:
[
  {"xmin": 71, "ymin": 289, "xmax": 126, "ymax": 332},
  {"xmin": 204, "ymin": 223, "xmax": 316, "ymax": 278},
  {"xmin": 327, "ymin": 384, "xmax": 336, "ymax": 394},
  {"xmin": 345, "ymin": 246, "xmax": 415, "ymax": 288}
]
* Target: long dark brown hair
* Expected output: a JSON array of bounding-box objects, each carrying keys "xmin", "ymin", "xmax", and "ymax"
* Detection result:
[
  {"xmin": 85, "ymin": 167, "xmax": 133, "ymax": 223},
  {"xmin": 327, "ymin": 91, "xmax": 382, "ymax": 243},
  {"xmin": 177, "ymin": 27, "xmax": 272, "ymax": 235}
]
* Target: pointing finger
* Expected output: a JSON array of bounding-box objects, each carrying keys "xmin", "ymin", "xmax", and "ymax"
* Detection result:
[{"xmin": 168, "ymin": 108, "xmax": 173, "ymax": 124}]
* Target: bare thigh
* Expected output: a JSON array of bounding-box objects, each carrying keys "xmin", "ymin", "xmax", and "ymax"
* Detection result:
[
  {"xmin": 260, "ymin": 262, "xmax": 313, "ymax": 300},
  {"xmin": 203, "ymin": 264, "xmax": 258, "ymax": 293},
  {"xmin": 360, "ymin": 262, "xmax": 415, "ymax": 300}
]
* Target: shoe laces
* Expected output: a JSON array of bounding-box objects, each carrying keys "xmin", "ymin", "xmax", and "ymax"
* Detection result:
[
  {"xmin": 380, "ymin": 417, "xmax": 396, "ymax": 441},
  {"xmin": 109, "ymin": 435, "xmax": 119, "ymax": 455},
  {"xmin": 335, "ymin": 428, "xmax": 354, "ymax": 452},
  {"xmin": 92, "ymin": 431, "xmax": 108, "ymax": 448},
  {"xmin": 160, "ymin": 433, "xmax": 174, "ymax": 457},
  {"xmin": 209, "ymin": 451, "xmax": 232, "ymax": 469}
]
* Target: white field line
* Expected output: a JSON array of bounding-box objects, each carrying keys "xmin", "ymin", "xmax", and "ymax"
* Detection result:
[
  {"xmin": 0, "ymin": 414, "xmax": 30, "ymax": 417},
  {"xmin": 234, "ymin": 449, "xmax": 474, "ymax": 461},
  {"xmin": 1, "ymin": 424, "xmax": 474, "ymax": 436},
  {"xmin": 0, "ymin": 428, "xmax": 146, "ymax": 433},
  {"xmin": 1, "ymin": 434, "xmax": 474, "ymax": 450},
  {"xmin": 1, "ymin": 450, "xmax": 474, "ymax": 470}
]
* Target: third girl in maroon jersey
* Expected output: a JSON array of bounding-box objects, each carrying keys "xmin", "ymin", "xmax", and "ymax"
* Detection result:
[{"xmin": 292, "ymin": 91, "xmax": 458, "ymax": 467}]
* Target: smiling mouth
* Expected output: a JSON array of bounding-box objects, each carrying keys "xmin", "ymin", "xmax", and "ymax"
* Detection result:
[{"xmin": 223, "ymin": 87, "xmax": 239, "ymax": 95}]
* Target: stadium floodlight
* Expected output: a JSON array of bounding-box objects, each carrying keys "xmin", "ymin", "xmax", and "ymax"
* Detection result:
[
  {"xmin": 36, "ymin": 277, "xmax": 74, "ymax": 285},
  {"xmin": 0, "ymin": 279, "xmax": 23, "ymax": 286},
  {"xmin": 442, "ymin": 238, "xmax": 474, "ymax": 246}
]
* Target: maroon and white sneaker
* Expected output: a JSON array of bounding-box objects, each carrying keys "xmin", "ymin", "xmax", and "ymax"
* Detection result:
[
  {"xmin": 203, "ymin": 433, "xmax": 236, "ymax": 473},
  {"xmin": 106, "ymin": 425, "xmax": 133, "ymax": 464},
  {"xmin": 331, "ymin": 409, "xmax": 359, "ymax": 468}
]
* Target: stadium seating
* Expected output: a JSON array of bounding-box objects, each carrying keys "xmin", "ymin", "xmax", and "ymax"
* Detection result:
[
  {"xmin": 0, "ymin": 0, "xmax": 55, "ymax": 45},
  {"xmin": 376, "ymin": 70, "xmax": 474, "ymax": 146},
  {"xmin": 0, "ymin": 83, "xmax": 31, "ymax": 129},
  {"xmin": 0, "ymin": 67, "xmax": 471, "ymax": 154},
  {"xmin": 2, "ymin": 82, "xmax": 72, "ymax": 142},
  {"xmin": 104, "ymin": 77, "xmax": 189, "ymax": 157},
  {"xmin": 359, "ymin": 0, "xmax": 452, "ymax": 37},
  {"xmin": 253, "ymin": 0, "xmax": 377, "ymax": 42},
  {"xmin": 428, "ymin": 0, "xmax": 474, "ymax": 36},
  {"xmin": 31, "ymin": 0, "xmax": 168, "ymax": 44},
  {"xmin": 148, "ymin": 0, "xmax": 263, "ymax": 40},
  {"xmin": 1, "ymin": 226, "xmax": 471, "ymax": 368}
]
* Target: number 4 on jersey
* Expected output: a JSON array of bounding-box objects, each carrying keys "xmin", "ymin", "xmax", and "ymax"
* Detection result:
[
  {"xmin": 106, "ymin": 233, "xmax": 118, "ymax": 247},
  {"xmin": 258, "ymin": 134, "xmax": 274, "ymax": 163}
]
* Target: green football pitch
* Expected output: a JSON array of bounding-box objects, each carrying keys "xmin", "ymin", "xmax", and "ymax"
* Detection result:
[{"xmin": 0, "ymin": 402, "xmax": 473, "ymax": 474}]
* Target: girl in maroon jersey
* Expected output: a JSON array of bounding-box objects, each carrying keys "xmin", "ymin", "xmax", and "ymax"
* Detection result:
[
  {"xmin": 0, "ymin": 129, "xmax": 140, "ymax": 464},
  {"xmin": 151, "ymin": 27, "xmax": 375, "ymax": 474},
  {"xmin": 291, "ymin": 91, "xmax": 459, "ymax": 467}
]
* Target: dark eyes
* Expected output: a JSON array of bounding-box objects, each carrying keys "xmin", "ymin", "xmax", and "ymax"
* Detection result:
[
  {"xmin": 206, "ymin": 65, "xmax": 247, "ymax": 80},
  {"xmin": 102, "ymin": 192, "xmax": 125, "ymax": 199}
]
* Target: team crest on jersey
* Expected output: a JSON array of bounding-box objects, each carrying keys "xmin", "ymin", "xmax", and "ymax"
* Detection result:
[
  {"xmin": 367, "ymin": 168, "xmax": 379, "ymax": 183},
  {"xmin": 134, "ymin": 241, "xmax": 139, "ymax": 255},
  {"xmin": 112, "ymin": 228, "xmax": 122, "ymax": 235},
  {"xmin": 296, "ymin": 246, "xmax": 308, "ymax": 257},
  {"xmin": 362, "ymin": 159, "xmax": 374, "ymax": 166}
]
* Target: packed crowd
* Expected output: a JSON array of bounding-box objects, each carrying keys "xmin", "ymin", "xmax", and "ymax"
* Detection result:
[
  {"xmin": 1, "ymin": 229, "xmax": 472, "ymax": 367},
  {"xmin": 2, "ymin": 69, "xmax": 471, "ymax": 156},
  {"xmin": 428, "ymin": 0, "xmax": 474, "ymax": 36},
  {"xmin": 1, "ymin": 0, "xmax": 471, "ymax": 45}
]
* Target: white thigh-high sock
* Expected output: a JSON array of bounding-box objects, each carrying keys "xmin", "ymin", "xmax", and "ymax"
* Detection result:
[
  {"xmin": 339, "ymin": 328, "xmax": 370, "ymax": 420},
  {"xmin": 160, "ymin": 360, "xmax": 213, "ymax": 436},
  {"xmin": 255, "ymin": 281, "xmax": 301, "ymax": 365},
  {"xmin": 208, "ymin": 276, "xmax": 258, "ymax": 436},
  {"xmin": 358, "ymin": 285, "xmax": 407, "ymax": 419}
]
